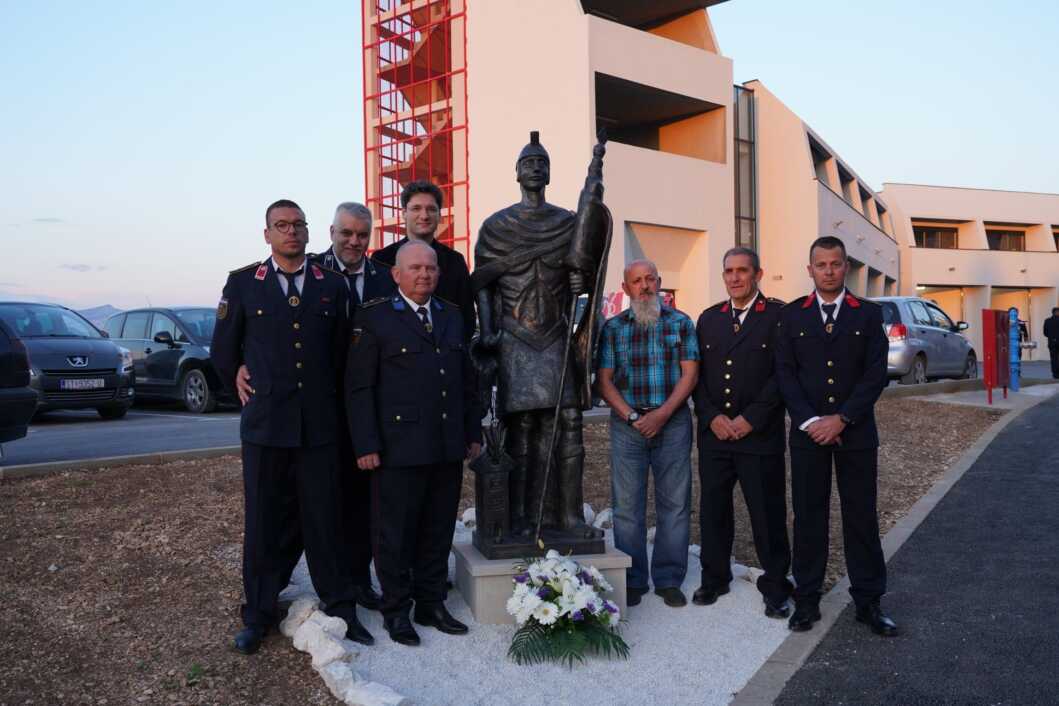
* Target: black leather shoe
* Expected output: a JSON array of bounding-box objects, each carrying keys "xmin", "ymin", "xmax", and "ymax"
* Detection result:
[
  {"xmin": 627, "ymin": 586, "xmax": 649, "ymax": 607},
  {"xmin": 692, "ymin": 584, "xmax": 730, "ymax": 606},
  {"xmin": 414, "ymin": 604, "xmax": 469, "ymax": 635},
  {"xmin": 233, "ymin": 626, "xmax": 266, "ymax": 655},
  {"xmin": 384, "ymin": 614, "xmax": 421, "ymax": 646},
  {"xmin": 855, "ymin": 603, "xmax": 898, "ymax": 637},
  {"xmin": 352, "ymin": 584, "xmax": 382, "ymax": 611},
  {"xmin": 764, "ymin": 598, "xmax": 791, "ymax": 619},
  {"xmin": 788, "ymin": 603, "xmax": 821, "ymax": 632},
  {"xmin": 345, "ymin": 612, "xmax": 375, "ymax": 646},
  {"xmin": 654, "ymin": 586, "xmax": 687, "ymax": 607}
]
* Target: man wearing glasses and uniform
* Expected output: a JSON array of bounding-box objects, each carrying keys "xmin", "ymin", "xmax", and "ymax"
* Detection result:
[{"xmin": 212, "ymin": 199, "xmax": 374, "ymax": 654}]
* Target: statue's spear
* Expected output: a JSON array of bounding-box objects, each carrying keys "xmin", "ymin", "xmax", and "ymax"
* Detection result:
[{"xmin": 534, "ymin": 129, "xmax": 608, "ymax": 550}]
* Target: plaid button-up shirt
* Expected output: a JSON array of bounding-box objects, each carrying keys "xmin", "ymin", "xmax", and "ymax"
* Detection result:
[{"xmin": 598, "ymin": 306, "xmax": 699, "ymax": 409}]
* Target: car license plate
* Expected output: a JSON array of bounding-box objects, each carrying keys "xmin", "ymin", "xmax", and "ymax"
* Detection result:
[{"xmin": 60, "ymin": 378, "xmax": 105, "ymax": 391}]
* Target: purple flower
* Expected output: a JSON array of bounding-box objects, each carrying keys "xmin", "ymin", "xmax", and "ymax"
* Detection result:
[
  {"xmin": 537, "ymin": 587, "xmax": 550, "ymax": 599},
  {"xmin": 604, "ymin": 601, "xmax": 618, "ymax": 614},
  {"xmin": 513, "ymin": 573, "xmax": 529, "ymax": 584},
  {"xmin": 572, "ymin": 610, "xmax": 584, "ymax": 622}
]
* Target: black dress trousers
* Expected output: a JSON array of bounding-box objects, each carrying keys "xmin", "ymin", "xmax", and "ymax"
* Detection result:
[
  {"xmin": 698, "ymin": 449, "xmax": 792, "ymax": 603},
  {"xmin": 371, "ymin": 461, "xmax": 463, "ymax": 619},
  {"xmin": 241, "ymin": 441, "xmax": 356, "ymax": 628},
  {"xmin": 789, "ymin": 445, "xmax": 886, "ymax": 607}
]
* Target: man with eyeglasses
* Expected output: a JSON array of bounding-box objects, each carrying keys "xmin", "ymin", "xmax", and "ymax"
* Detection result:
[
  {"xmin": 371, "ymin": 181, "xmax": 476, "ymax": 341},
  {"xmin": 212, "ymin": 198, "xmax": 374, "ymax": 655}
]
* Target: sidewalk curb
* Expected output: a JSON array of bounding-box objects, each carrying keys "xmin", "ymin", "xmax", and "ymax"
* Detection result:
[
  {"xmin": 0, "ymin": 446, "xmax": 241, "ymax": 481},
  {"xmin": 729, "ymin": 390, "xmax": 1055, "ymax": 706}
]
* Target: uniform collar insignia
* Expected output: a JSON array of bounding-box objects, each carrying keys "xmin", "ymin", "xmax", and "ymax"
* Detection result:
[
  {"xmin": 801, "ymin": 291, "xmax": 816, "ymax": 309},
  {"xmin": 254, "ymin": 263, "xmax": 268, "ymax": 281},
  {"xmin": 845, "ymin": 292, "xmax": 861, "ymax": 308},
  {"xmin": 432, "ymin": 299, "xmax": 443, "ymax": 311},
  {"xmin": 392, "ymin": 296, "xmax": 405, "ymax": 311},
  {"xmin": 311, "ymin": 264, "xmax": 324, "ymax": 280},
  {"xmin": 720, "ymin": 301, "xmax": 730, "ymax": 313},
  {"xmin": 754, "ymin": 295, "xmax": 766, "ymax": 312}
]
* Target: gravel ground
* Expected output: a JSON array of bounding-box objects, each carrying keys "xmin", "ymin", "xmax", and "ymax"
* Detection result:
[{"xmin": 0, "ymin": 398, "xmax": 1002, "ymax": 704}]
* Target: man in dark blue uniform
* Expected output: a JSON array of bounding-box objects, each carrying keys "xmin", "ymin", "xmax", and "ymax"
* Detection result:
[
  {"xmin": 1044, "ymin": 307, "xmax": 1059, "ymax": 379},
  {"xmin": 347, "ymin": 240, "xmax": 482, "ymax": 646},
  {"xmin": 211, "ymin": 198, "xmax": 373, "ymax": 654},
  {"xmin": 370, "ymin": 180, "xmax": 476, "ymax": 341},
  {"xmin": 774, "ymin": 235, "xmax": 897, "ymax": 637},
  {"xmin": 692, "ymin": 247, "xmax": 792, "ymax": 618},
  {"xmin": 308, "ymin": 201, "xmax": 395, "ymax": 612}
]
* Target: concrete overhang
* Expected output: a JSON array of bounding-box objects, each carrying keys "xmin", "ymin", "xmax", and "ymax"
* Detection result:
[{"xmin": 581, "ymin": 0, "xmax": 729, "ymax": 29}]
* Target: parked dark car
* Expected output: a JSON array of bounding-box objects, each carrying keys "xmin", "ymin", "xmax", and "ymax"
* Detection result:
[
  {"xmin": 0, "ymin": 319, "xmax": 38, "ymax": 451},
  {"xmin": 0, "ymin": 302, "xmax": 135, "ymax": 419},
  {"xmin": 104, "ymin": 307, "xmax": 227, "ymax": 413},
  {"xmin": 872, "ymin": 296, "xmax": 977, "ymax": 384}
]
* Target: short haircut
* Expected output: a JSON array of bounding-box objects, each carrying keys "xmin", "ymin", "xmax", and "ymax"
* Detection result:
[
  {"xmin": 623, "ymin": 259, "xmax": 658, "ymax": 280},
  {"xmin": 333, "ymin": 202, "xmax": 373, "ymax": 226},
  {"xmin": 1053, "ymin": 307, "xmax": 1059, "ymax": 314},
  {"xmin": 265, "ymin": 199, "xmax": 302, "ymax": 227},
  {"xmin": 395, "ymin": 239, "xmax": 438, "ymax": 267},
  {"xmin": 400, "ymin": 180, "xmax": 444, "ymax": 209},
  {"xmin": 722, "ymin": 246, "xmax": 761, "ymax": 272},
  {"xmin": 809, "ymin": 235, "xmax": 847, "ymax": 261}
]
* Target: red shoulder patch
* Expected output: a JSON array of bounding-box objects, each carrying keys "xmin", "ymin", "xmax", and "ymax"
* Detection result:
[
  {"xmin": 254, "ymin": 264, "xmax": 268, "ymax": 280},
  {"xmin": 801, "ymin": 292, "xmax": 816, "ymax": 309},
  {"xmin": 311, "ymin": 264, "xmax": 324, "ymax": 280},
  {"xmin": 754, "ymin": 297, "xmax": 766, "ymax": 312},
  {"xmin": 720, "ymin": 302, "xmax": 730, "ymax": 313},
  {"xmin": 845, "ymin": 293, "xmax": 861, "ymax": 308}
]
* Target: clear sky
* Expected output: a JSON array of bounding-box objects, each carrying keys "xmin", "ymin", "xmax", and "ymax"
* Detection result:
[{"xmin": 3, "ymin": 1, "xmax": 1056, "ymax": 310}]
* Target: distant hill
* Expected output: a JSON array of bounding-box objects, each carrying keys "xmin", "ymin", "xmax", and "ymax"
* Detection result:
[{"xmin": 78, "ymin": 305, "xmax": 123, "ymax": 327}]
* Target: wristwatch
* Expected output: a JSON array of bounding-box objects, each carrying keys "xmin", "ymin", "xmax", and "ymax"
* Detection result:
[
  {"xmin": 626, "ymin": 411, "xmax": 641, "ymax": 425},
  {"xmin": 839, "ymin": 413, "xmax": 853, "ymax": 425}
]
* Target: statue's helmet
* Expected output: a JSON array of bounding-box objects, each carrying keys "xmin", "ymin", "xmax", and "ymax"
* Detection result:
[{"xmin": 516, "ymin": 130, "xmax": 550, "ymax": 167}]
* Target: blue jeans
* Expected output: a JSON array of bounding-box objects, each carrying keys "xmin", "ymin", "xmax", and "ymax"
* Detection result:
[{"xmin": 610, "ymin": 405, "xmax": 692, "ymax": 591}]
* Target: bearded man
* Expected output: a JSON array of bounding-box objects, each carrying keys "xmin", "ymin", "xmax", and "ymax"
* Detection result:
[{"xmin": 596, "ymin": 259, "xmax": 700, "ymax": 608}]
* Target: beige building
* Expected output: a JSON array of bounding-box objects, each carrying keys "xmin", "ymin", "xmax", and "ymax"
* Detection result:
[{"xmin": 881, "ymin": 183, "xmax": 1059, "ymax": 360}]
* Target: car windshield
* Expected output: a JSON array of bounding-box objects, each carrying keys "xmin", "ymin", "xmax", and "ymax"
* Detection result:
[
  {"xmin": 173, "ymin": 308, "xmax": 217, "ymax": 342},
  {"xmin": 0, "ymin": 303, "xmax": 102, "ymax": 339},
  {"xmin": 879, "ymin": 302, "xmax": 900, "ymax": 325}
]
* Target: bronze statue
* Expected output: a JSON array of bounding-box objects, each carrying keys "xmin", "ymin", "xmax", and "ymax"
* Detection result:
[{"xmin": 471, "ymin": 130, "xmax": 611, "ymax": 558}]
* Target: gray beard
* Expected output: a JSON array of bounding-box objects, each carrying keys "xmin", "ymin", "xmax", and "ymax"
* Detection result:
[{"xmin": 630, "ymin": 296, "xmax": 661, "ymax": 328}]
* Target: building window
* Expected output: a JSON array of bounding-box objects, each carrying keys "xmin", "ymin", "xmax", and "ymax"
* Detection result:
[
  {"xmin": 837, "ymin": 165, "xmax": 856, "ymax": 204},
  {"xmin": 1053, "ymin": 228, "xmax": 1058, "ymax": 252},
  {"xmin": 809, "ymin": 137, "xmax": 831, "ymax": 187},
  {"xmin": 986, "ymin": 230, "xmax": 1026, "ymax": 252},
  {"xmin": 733, "ymin": 85, "xmax": 756, "ymax": 251},
  {"xmin": 914, "ymin": 226, "xmax": 958, "ymax": 249},
  {"xmin": 877, "ymin": 205, "xmax": 889, "ymax": 234}
]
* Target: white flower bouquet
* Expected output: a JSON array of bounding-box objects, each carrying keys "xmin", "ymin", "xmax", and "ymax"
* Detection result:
[{"xmin": 506, "ymin": 550, "xmax": 630, "ymax": 667}]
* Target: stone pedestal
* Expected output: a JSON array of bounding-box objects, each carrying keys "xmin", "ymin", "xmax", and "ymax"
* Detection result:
[{"xmin": 452, "ymin": 541, "xmax": 632, "ymax": 625}]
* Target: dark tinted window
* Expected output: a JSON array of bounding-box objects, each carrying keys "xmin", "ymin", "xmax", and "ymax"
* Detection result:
[
  {"xmin": 123, "ymin": 312, "xmax": 150, "ymax": 339},
  {"xmin": 149, "ymin": 313, "xmax": 187, "ymax": 342},
  {"xmin": 0, "ymin": 303, "xmax": 101, "ymax": 338},
  {"xmin": 173, "ymin": 308, "xmax": 217, "ymax": 342},
  {"xmin": 879, "ymin": 301, "xmax": 900, "ymax": 324},
  {"xmin": 103, "ymin": 314, "xmax": 125, "ymax": 338}
]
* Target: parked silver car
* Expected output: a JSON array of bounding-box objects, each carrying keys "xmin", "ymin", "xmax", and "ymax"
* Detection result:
[{"xmin": 872, "ymin": 296, "xmax": 977, "ymax": 384}]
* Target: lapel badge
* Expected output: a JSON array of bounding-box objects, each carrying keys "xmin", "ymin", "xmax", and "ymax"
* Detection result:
[
  {"xmin": 288, "ymin": 295, "xmax": 301, "ymax": 307},
  {"xmin": 351, "ymin": 327, "xmax": 363, "ymax": 346},
  {"xmin": 216, "ymin": 298, "xmax": 228, "ymax": 320},
  {"xmin": 311, "ymin": 264, "xmax": 324, "ymax": 280},
  {"xmin": 825, "ymin": 323, "xmax": 834, "ymax": 334},
  {"xmin": 733, "ymin": 322, "xmax": 741, "ymax": 333},
  {"xmin": 254, "ymin": 264, "xmax": 268, "ymax": 281}
]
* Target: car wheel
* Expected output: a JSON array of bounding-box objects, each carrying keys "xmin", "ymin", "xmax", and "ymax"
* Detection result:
[
  {"xmin": 97, "ymin": 405, "xmax": 128, "ymax": 420},
  {"xmin": 901, "ymin": 354, "xmax": 927, "ymax": 385},
  {"xmin": 962, "ymin": 354, "xmax": 978, "ymax": 380},
  {"xmin": 182, "ymin": 369, "xmax": 216, "ymax": 414}
]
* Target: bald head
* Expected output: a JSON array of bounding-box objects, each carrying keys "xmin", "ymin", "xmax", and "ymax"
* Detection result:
[
  {"xmin": 623, "ymin": 259, "xmax": 658, "ymax": 281},
  {"xmin": 395, "ymin": 239, "xmax": 437, "ymax": 268},
  {"xmin": 392, "ymin": 240, "xmax": 439, "ymax": 304}
]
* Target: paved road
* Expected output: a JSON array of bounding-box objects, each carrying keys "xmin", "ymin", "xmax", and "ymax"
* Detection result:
[
  {"xmin": 0, "ymin": 402, "xmax": 240, "ymax": 467},
  {"xmin": 777, "ymin": 393, "xmax": 1059, "ymax": 705}
]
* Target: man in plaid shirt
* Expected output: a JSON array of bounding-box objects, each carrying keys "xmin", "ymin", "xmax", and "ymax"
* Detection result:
[{"xmin": 597, "ymin": 260, "xmax": 700, "ymax": 607}]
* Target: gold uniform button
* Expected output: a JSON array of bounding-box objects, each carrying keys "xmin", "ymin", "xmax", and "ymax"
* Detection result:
[
  {"xmin": 442, "ymin": 413, "xmax": 448, "ymax": 420},
  {"xmin": 724, "ymin": 402, "xmax": 732, "ymax": 409},
  {"xmin": 256, "ymin": 309, "xmax": 263, "ymax": 315},
  {"xmin": 827, "ymin": 378, "xmax": 834, "ymax": 385},
  {"xmin": 800, "ymin": 331, "xmax": 805, "ymax": 337},
  {"xmin": 297, "ymin": 382, "xmax": 304, "ymax": 389},
  {"xmin": 855, "ymin": 330, "xmax": 861, "ymax": 335},
  {"xmin": 441, "ymin": 391, "xmax": 447, "ymax": 397},
  {"xmin": 440, "ymin": 368, "xmax": 446, "ymax": 375},
  {"xmin": 827, "ymin": 360, "xmax": 834, "ymax": 367},
  {"xmin": 725, "ymin": 388, "xmax": 731, "ymax": 394},
  {"xmin": 295, "ymin": 342, "xmax": 302, "ymax": 349},
  {"xmin": 436, "ymin": 347, "xmax": 441, "ymax": 354},
  {"xmin": 293, "ymin": 322, "xmax": 301, "ymax": 330},
  {"xmin": 726, "ymin": 359, "xmax": 732, "ymax": 366},
  {"xmin": 296, "ymin": 362, "xmax": 303, "ymax": 369},
  {"xmin": 761, "ymin": 343, "xmax": 767, "ymax": 348},
  {"xmin": 827, "ymin": 396, "xmax": 835, "ymax": 403},
  {"xmin": 724, "ymin": 373, "xmax": 731, "ymax": 380},
  {"xmin": 705, "ymin": 344, "xmax": 711, "ymax": 350},
  {"xmin": 401, "ymin": 347, "xmax": 407, "ymax": 353},
  {"xmin": 396, "ymin": 415, "xmax": 401, "ymax": 421}
]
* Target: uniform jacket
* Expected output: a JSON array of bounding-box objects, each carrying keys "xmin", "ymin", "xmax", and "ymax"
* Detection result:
[
  {"xmin": 1044, "ymin": 316, "xmax": 1059, "ymax": 347},
  {"xmin": 774, "ymin": 291, "xmax": 888, "ymax": 450},
  {"xmin": 211, "ymin": 260, "xmax": 351, "ymax": 448},
  {"xmin": 692, "ymin": 293, "xmax": 785, "ymax": 455},
  {"xmin": 346, "ymin": 293, "xmax": 482, "ymax": 467},
  {"xmin": 309, "ymin": 248, "xmax": 395, "ymax": 306},
  {"xmin": 371, "ymin": 237, "xmax": 476, "ymax": 341}
]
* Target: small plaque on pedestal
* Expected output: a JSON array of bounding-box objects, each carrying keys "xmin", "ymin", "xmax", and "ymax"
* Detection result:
[{"xmin": 453, "ymin": 541, "xmax": 631, "ymax": 625}]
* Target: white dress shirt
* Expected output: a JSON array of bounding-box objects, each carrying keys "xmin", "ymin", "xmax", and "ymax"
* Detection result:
[
  {"xmin": 400, "ymin": 290, "xmax": 433, "ymax": 327},
  {"xmin": 271, "ymin": 257, "xmax": 306, "ymax": 296},
  {"xmin": 331, "ymin": 248, "xmax": 366, "ymax": 301},
  {"xmin": 729, "ymin": 292, "xmax": 761, "ymax": 325}
]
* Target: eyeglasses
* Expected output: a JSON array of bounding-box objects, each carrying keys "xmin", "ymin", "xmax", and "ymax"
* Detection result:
[{"xmin": 271, "ymin": 220, "xmax": 309, "ymax": 234}]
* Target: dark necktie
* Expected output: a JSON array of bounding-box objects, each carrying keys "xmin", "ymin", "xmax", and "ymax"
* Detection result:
[
  {"xmin": 822, "ymin": 303, "xmax": 837, "ymax": 332},
  {"xmin": 732, "ymin": 307, "xmax": 745, "ymax": 332},
  {"xmin": 416, "ymin": 306, "xmax": 433, "ymax": 334},
  {"xmin": 281, "ymin": 268, "xmax": 303, "ymax": 300},
  {"xmin": 349, "ymin": 272, "xmax": 362, "ymax": 304}
]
